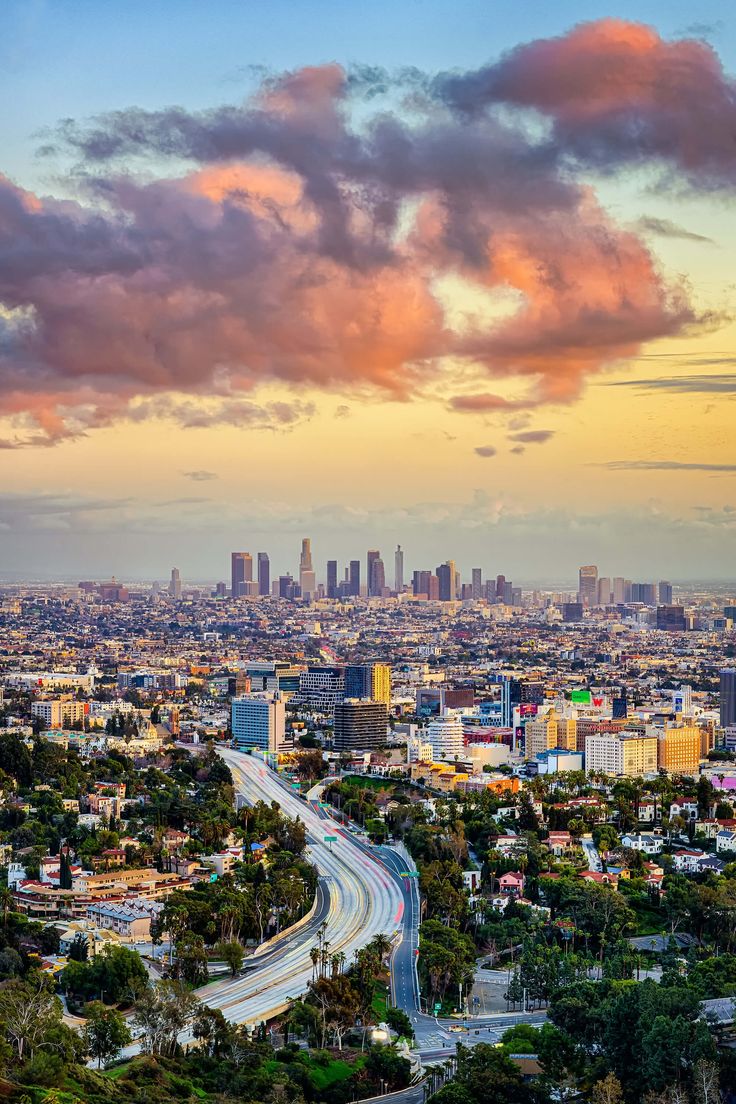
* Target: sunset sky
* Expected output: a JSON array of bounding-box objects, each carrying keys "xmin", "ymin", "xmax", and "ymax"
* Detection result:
[{"xmin": 1, "ymin": 0, "xmax": 735, "ymax": 582}]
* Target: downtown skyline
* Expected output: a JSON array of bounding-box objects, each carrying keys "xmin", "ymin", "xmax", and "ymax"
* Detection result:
[{"xmin": 0, "ymin": 1, "xmax": 735, "ymax": 580}]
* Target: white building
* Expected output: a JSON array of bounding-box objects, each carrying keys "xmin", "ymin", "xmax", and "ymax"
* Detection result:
[
  {"xmin": 406, "ymin": 736, "xmax": 434, "ymax": 764},
  {"xmin": 31, "ymin": 699, "xmax": 87, "ymax": 727},
  {"xmin": 426, "ymin": 714, "xmax": 464, "ymax": 761}
]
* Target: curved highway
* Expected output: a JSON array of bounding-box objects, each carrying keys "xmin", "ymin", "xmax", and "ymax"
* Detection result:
[{"xmin": 195, "ymin": 749, "xmax": 404, "ymax": 1026}]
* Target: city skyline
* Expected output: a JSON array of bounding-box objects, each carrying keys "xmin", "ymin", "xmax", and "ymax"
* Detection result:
[{"xmin": 1, "ymin": 2, "xmax": 735, "ymax": 579}]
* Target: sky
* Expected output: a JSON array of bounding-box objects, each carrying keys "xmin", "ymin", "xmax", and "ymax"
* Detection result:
[{"xmin": 1, "ymin": 0, "xmax": 735, "ymax": 583}]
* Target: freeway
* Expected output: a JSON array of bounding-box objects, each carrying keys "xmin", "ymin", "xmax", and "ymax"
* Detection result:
[{"xmin": 193, "ymin": 749, "xmax": 404, "ymax": 1026}]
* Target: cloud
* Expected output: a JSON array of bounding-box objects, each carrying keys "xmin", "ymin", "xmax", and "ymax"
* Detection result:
[
  {"xmin": 474, "ymin": 445, "xmax": 497, "ymax": 458},
  {"xmin": 434, "ymin": 18, "xmax": 736, "ymax": 189},
  {"xmin": 600, "ymin": 460, "xmax": 736, "ymax": 472},
  {"xmin": 609, "ymin": 374, "xmax": 736, "ymax": 393},
  {"xmin": 636, "ymin": 216, "xmax": 714, "ymax": 244},
  {"xmin": 183, "ymin": 470, "xmax": 218, "ymax": 481},
  {"xmin": 1, "ymin": 21, "xmax": 727, "ymax": 444},
  {"xmin": 508, "ymin": 430, "xmax": 555, "ymax": 445}
]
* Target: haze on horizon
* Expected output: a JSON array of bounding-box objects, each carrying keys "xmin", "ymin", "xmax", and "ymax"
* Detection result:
[{"xmin": 0, "ymin": 0, "xmax": 735, "ymax": 581}]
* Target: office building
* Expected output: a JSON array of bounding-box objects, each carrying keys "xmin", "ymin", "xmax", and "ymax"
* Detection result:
[
  {"xmin": 721, "ymin": 670, "xmax": 736, "ymax": 729},
  {"xmin": 333, "ymin": 699, "xmax": 387, "ymax": 751},
  {"xmin": 657, "ymin": 605, "xmax": 686, "ymax": 631},
  {"xmin": 597, "ymin": 577, "xmax": 611, "ymax": 606},
  {"xmin": 471, "ymin": 568, "xmax": 482, "ymax": 599},
  {"xmin": 655, "ymin": 724, "xmax": 701, "ymax": 775},
  {"xmin": 231, "ymin": 693, "xmax": 287, "ymax": 753},
  {"xmin": 394, "ymin": 546, "xmax": 404, "ymax": 593},
  {"xmin": 257, "ymin": 553, "xmax": 270, "ymax": 597},
  {"xmin": 562, "ymin": 602, "xmax": 583, "ymax": 623},
  {"xmin": 495, "ymin": 575, "xmax": 505, "ymax": 600},
  {"xmin": 631, "ymin": 582, "xmax": 657, "ymax": 605},
  {"xmin": 367, "ymin": 550, "xmax": 380, "ymax": 596},
  {"xmin": 231, "ymin": 552, "xmax": 252, "ymax": 597},
  {"xmin": 370, "ymin": 663, "xmax": 391, "ymax": 707},
  {"xmin": 168, "ymin": 568, "xmax": 182, "ymax": 600},
  {"xmin": 297, "ymin": 666, "xmax": 345, "ymax": 714},
  {"xmin": 348, "ymin": 560, "xmax": 361, "ymax": 597},
  {"xmin": 326, "ymin": 560, "xmax": 338, "ymax": 599},
  {"xmin": 344, "ymin": 663, "xmax": 391, "ymax": 707},
  {"xmin": 369, "ymin": 556, "xmax": 386, "ymax": 597},
  {"xmin": 578, "ymin": 565, "xmax": 598, "ymax": 607},
  {"xmin": 585, "ymin": 732, "xmax": 658, "ymax": 777},
  {"xmin": 278, "ymin": 574, "xmax": 296, "ymax": 599},
  {"xmin": 299, "ymin": 538, "xmax": 316, "ymax": 600},
  {"xmin": 612, "ymin": 577, "xmax": 626, "ymax": 604},
  {"xmin": 426, "ymin": 714, "xmax": 464, "ymax": 761},
  {"xmin": 524, "ymin": 711, "xmax": 577, "ymax": 759},
  {"xmin": 659, "ymin": 580, "xmax": 673, "ymax": 604}
]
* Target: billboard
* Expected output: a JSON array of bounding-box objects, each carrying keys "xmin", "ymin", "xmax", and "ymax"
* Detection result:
[{"xmin": 570, "ymin": 690, "xmax": 591, "ymax": 704}]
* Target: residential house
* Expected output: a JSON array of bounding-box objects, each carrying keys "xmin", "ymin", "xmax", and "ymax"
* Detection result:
[{"xmin": 498, "ymin": 872, "xmax": 525, "ymax": 896}]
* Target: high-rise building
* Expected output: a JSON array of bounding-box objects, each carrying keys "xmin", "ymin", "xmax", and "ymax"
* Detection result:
[
  {"xmin": 349, "ymin": 560, "xmax": 361, "ymax": 597},
  {"xmin": 426, "ymin": 714, "xmax": 464, "ymax": 761},
  {"xmin": 231, "ymin": 693, "xmax": 287, "ymax": 753},
  {"xmin": 437, "ymin": 563, "xmax": 453, "ymax": 601},
  {"xmin": 326, "ymin": 560, "xmax": 338, "ymax": 599},
  {"xmin": 585, "ymin": 732, "xmax": 658, "ymax": 776},
  {"xmin": 720, "ymin": 670, "xmax": 736, "ymax": 729},
  {"xmin": 597, "ymin": 577, "xmax": 611, "ymax": 606},
  {"xmin": 495, "ymin": 574, "xmax": 505, "ymax": 600},
  {"xmin": 257, "ymin": 553, "xmax": 270, "ymax": 597},
  {"xmin": 367, "ymin": 550, "xmax": 381, "ymax": 597},
  {"xmin": 655, "ymin": 723, "xmax": 701, "ymax": 775},
  {"xmin": 578, "ymin": 565, "xmax": 598, "ymax": 607},
  {"xmin": 370, "ymin": 664, "xmax": 391, "ymax": 707},
  {"xmin": 278, "ymin": 574, "xmax": 296, "ymax": 599},
  {"xmin": 657, "ymin": 605, "xmax": 686, "ymax": 631},
  {"xmin": 612, "ymin": 577, "xmax": 626, "ymax": 604},
  {"xmin": 299, "ymin": 538, "xmax": 316, "ymax": 599},
  {"xmin": 562, "ymin": 602, "xmax": 583, "ymax": 622},
  {"xmin": 168, "ymin": 567, "xmax": 182, "ymax": 600},
  {"xmin": 394, "ymin": 545, "xmax": 404, "ymax": 593},
  {"xmin": 231, "ymin": 552, "xmax": 252, "ymax": 597},
  {"xmin": 658, "ymin": 580, "xmax": 673, "ymax": 604},
  {"xmin": 370, "ymin": 556, "xmax": 386, "ymax": 597},
  {"xmin": 471, "ymin": 568, "xmax": 482, "ymax": 599},
  {"xmin": 333, "ymin": 699, "xmax": 387, "ymax": 751}
]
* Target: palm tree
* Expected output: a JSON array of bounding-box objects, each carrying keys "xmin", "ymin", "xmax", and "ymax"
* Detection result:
[
  {"xmin": 0, "ymin": 886, "xmax": 14, "ymax": 932},
  {"xmin": 309, "ymin": 946, "xmax": 319, "ymax": 981}
]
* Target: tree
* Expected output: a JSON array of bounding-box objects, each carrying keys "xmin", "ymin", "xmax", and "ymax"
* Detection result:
[
  {"xmin": 133, "ymin": 979, "xmax": 199, "ymax": 1058},
  {"xmin": 68, "ymin": 932, "xmax": 89, "ymax": 963},
  {"xmin": 385, "ymin": 1006, "xmax": 414, "ymax": 1039},
  {"xmin": 592, "ymin": 1073, "xmax": 625, "ymax": 1104},
  {"xmin": 0, "ymin": 973, "xmax": 63, "ymax": 1063},
  {"xmin": 216, "ymin": 940, "xmax": 244, "ymax": 977},
  {"xmin": 82, "ymin": 1001, "xmax": 131, "ymax": 1068}
]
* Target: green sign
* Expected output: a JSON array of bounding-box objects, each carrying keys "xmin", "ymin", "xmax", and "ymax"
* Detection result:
[
  {"xmin": 400, "ymin": 871, "xmax": 420, "ymax": 878},
  {"xmin": 570, "ymin": 690, "xmax": 591, "ymax": 704},
  {"xmin": 324, "ymin": 835, "xmax": 338, "ymax": 843}
]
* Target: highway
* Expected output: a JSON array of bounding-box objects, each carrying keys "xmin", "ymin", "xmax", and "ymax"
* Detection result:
[{"xmin": 193, "ymin": 749, "xmax": 405, "ymax": 1026}]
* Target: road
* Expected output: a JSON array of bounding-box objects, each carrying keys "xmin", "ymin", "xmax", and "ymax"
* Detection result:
[
  {"xmin": 581, "ymin": 836, "xmax": 602, "ymax": 871},
  {"xmin": 192, "ymin": 749, "xmax": 404, "ymax": 1027}
]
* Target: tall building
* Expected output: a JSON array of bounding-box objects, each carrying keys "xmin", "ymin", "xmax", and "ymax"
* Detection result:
[
  {"xmin": 612, "ymin": 577, "xmax": 626, "ymax": 604},
  {"xmin": 597, "ymin": 577, "xmax": 611, "ymax": 606},
  {"xmin": 720, "ymin": 670, "xmax": 736, "ymax": 729},
  {"xmin": 655, "ymin": 724, "xmax": 701, "ymax": 775},
  {"xmin": 299, "ymin": 538, "xmax": 316, "ymax": 599},
  {"xmin": 495, "ymin": 575, "xmax": 505, "ymax": 600},
  {"xmin": 369, "ymin": 556, "xmax": 386, "ymax": 597},
  {"xmin": 333, "ymin": 699, "xmax": 387, "ymax": 751},
  {"xmin": 471, "ymin": 568, "xmax": 482, "ymax": 599},
  {"xmin": 426, "ymin": 714, "xmax": 464, "ymax": 761},
  {"xmin": 367, "ymin": 550, "xmax": 379, "ymax": 596},
  {"xmin": 231, "ymin": 552, "xmax": 252, "ymax": 597},
  {"xmin": 524, "ymin": 711, "xmax": 577, "ymax": 759},
  {"xmin": 344, "ymin": 663, "xmax": 391, "ymax": 707},
  {"xmin": 436, "ymin": 561, "xmax": 458, "ymax": 601},
  {"xmin": 326, "ymin": 560, "xmax": 338, "ymax": 599},
  {"xmin": 297, "ymin": 666, "xmax": 345, "ymax": 714},
  {"xmin": 349, "ymin": 560, "xmax": 361, "ymax": 597},
  {"xmin": 257, "ymin": 553, "xmax": 270, "ymax": 597},
  {"xmin": 394, "ymin": 545, "xmax": 404, "ymax": 593},
  {"xmin": 658, "ymin": 580, "xmax": 673, "ymax": 604},
  {"xmin": 657, "ymin": 605, "xmax": 686, "ymax": 631},
  {"xmin": 578, "ymin": 565, "xmax": 598, "ymax": 607},
  {"xmin": 168, "ymin": 567, "xmax": 182, "ymax": 600},
  {"xmin": 231, "ymin": 693, "xmax": 286, "ymax": 753},
  {"xmin": 370, "ymin": 663, "xmax": 391, "ymax": 707},
  {"xmin": 585, "ymin": 732, "xmax": 658, "ymax": 777}
]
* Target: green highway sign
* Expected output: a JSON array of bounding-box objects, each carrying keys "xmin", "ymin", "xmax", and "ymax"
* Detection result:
[
  {"xmin": 400, "ymin": 871, "xmax": 420, "ymax": 877},
  {"xmin": 324, "ymin": 835, "xmax": 338, "ymax": 843}
]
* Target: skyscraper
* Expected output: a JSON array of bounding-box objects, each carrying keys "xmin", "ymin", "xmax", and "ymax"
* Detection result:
[
  {"xmin": 231, "ymin": 552, "xmax": 252, "ymax": 597},
  {"xmin": 612, "ymin": 577, "xmax": 626, "ymax": 604},
  {"xmin": 597, "ymin": 577, "xmax": 611, "ymax": 606},
  {"xmin": 658, "ymin": 580, "xmax": 673, "ymax": 604},
  {"xmin": 349, "ymin": 560, "xmax": 360, "ymax": 597},
  {"xmin": 370, "ymin": 557, "xmax": 386, "ymax": 596},
  {"xmin": 720, "ymin": 670, "xmax": 736, "ymax": 728},
  {"xmin": 471, "ymin": 568, "xmax": 482, "ymax": 599},
  {"xmin": 333, "ymin": 699, "xmax": 387, "ymax": 751},
  {"xmin": 394, "ymin": 545, "xmax": 404, "ymax": 593},
  {"xmin": 326, "ymin": 559, "xmax": 338, "ymax": 599},
  {"xmin": 299, "ymin": 538, "xmax": 316, "ymax": 599},
  {"xmin": 367, "ymin": 550, "xmax": 380, "ymax": 597},
  {"xmin": 168, "ymin": 567, "xmax": 181, "ymax": 600},
  {"xmin": 495, "ymin": 574, "xmax": 505, "ymax": 600},
  {"xmin": 578, "ymin": 565, "xmax": 598, "ymax": 607},
  {"xmin": 437, "ymin": 562, "xmax": 453, "ymax": 601},
  {"xmin": 257, "ymin": 552, "xmax": 270, "ymax": 597}
]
